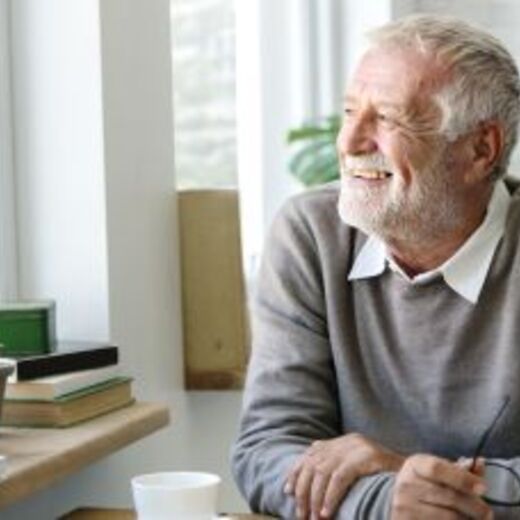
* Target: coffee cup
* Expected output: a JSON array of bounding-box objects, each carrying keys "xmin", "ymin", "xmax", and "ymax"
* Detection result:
[{"xmin": 131, "ymin": 471, "xmax": 221, "ymax": 520}]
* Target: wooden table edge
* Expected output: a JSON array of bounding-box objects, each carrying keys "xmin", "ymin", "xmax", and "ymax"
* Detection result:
[{"xmin": 60, "ymin": 508, "xmax": 276, "ymax": 519}]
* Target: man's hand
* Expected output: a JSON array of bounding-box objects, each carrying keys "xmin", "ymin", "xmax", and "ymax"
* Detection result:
[
  {"xmin": 391, "ymin": 454, "xmax": 493, "ymax": 519},
  {"xmin": 284, "ymin": 433, "xmax": 405, "ymax": 519}
]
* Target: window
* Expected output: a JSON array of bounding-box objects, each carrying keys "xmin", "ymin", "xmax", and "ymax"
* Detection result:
[{"xmin": 171, "ymin": 0, "xmax": 237, "ymax": 189}]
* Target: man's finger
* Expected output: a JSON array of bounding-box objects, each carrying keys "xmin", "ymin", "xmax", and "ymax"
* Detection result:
[
  {"xmin": 410, "ymin": 455, "xmax": 486, "ymax": 495},
  {"xmin": 285, "ymin": 458, "xmax": 303, "ymax": 494},
  {"xmin": 320, "ymin": 463, "xmax": 357, "ymax": 518},
  {"xmin": 417, "ymin": 479, "xmax": 492, "ymax": 519},
  {"xmin": 309, "ymin": 469, "xmax": 330, "ymax": 519},
  {"xmin": 294, "ymin": 465, "xmax": 314, "ymax": 519}
]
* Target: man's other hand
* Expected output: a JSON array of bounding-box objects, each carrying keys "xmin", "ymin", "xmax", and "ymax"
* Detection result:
[
  {"xmin": 391, "ymin": 454, "xmax": 493, "ymax": 519},
  {"xmin": 284, "ymin": 432, "xmax": 404, "ymax": 519}
]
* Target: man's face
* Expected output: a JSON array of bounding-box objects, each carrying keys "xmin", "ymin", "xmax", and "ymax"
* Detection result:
[{"xmin": 337, "ymin": 45, "xmax": 470, "ymax": 241}]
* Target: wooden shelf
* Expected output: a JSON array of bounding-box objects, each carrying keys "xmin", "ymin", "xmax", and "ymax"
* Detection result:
[{"xmin": 0, "ymin": 402, "xmax": 170, "ymax": 509}]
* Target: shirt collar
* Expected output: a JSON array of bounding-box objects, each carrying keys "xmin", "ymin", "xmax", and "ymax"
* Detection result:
[{"xmin": 347, "ymin": 180, "xmax": 511, "ymax": 304}]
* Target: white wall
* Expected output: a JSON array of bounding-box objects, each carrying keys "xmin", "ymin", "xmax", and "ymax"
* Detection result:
[
  {"xmin": 0, "ymin": 0, "xmax": 18, "ymax": 301},
  {"xmin": 12, "ymin": 0, "xmax": 109, "ymax": 340},
  {"xmin": 5, "ymin": 1, "xmax": 245, "ymax": 518}
]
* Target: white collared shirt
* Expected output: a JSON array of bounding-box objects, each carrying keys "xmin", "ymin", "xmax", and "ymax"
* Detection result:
[{"xmin": 347, "ymin": 180, "xmax": 511, "ymax": 304}]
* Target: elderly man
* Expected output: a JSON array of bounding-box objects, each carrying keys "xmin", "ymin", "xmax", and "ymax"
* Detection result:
[{"xmin": 232, "ymin": 15, "xmax": 520, "ymax": 520}]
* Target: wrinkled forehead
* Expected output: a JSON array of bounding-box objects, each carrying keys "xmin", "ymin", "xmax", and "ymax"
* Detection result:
[{"xmin": 346, "ymin": 44, "xmax": 448, "ymax": 105}]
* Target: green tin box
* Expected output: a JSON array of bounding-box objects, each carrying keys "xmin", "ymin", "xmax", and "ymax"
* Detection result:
[{"xmin": 0, "ymin": 301, "xmax": 57, "ymax": 356}]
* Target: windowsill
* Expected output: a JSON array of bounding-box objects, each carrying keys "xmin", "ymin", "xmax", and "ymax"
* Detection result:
[{"xmin": 0, "ymin": 402, "xmax": 170, "ymax": 509}]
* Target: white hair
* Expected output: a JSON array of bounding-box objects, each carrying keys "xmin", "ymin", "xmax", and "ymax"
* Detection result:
[{"xmin": 367, "ymin": 15, "xmax": 520, "ymax": 180}]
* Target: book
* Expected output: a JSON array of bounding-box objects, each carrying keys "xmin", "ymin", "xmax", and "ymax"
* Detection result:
[
  {"xmin": 0, "ymin": 377, "xmax": 134, "ymax": 427},
  {"xmin": 0, "ymin": 300, "xmax": 57, "ymax": 356},
  {"xmin": 1, "ymin": 342, "xmax": 118, "ymax": 382},
  {"xmin": 5, "ymin": 364, "xmax": 121, "ymax": 401}
]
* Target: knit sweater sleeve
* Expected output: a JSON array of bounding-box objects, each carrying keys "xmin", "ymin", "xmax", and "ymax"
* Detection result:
[{"xmin": 230, "ymin": 196, "xmax": 395, "ymax": 518}]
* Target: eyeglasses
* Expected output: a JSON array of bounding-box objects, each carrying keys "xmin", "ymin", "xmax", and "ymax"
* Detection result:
[{"xmin": 470, "ymin": 395, "xmax": 520, "ymax": 507}]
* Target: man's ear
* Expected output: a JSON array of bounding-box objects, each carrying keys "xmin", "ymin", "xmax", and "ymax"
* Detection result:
[{"xmin": 467, "ymin": 120, "xmax": 504, "ymax": 182}]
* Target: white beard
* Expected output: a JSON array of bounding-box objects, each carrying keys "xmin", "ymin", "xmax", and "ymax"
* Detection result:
[{"xmin": 337, "ymin": 149, "xmax": 466, "ymax": 243}]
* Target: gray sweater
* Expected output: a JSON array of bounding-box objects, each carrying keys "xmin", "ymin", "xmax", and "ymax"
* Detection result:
[{"xmin": 231, "ymin": 180, "xmax": 520, "ymax": 519}]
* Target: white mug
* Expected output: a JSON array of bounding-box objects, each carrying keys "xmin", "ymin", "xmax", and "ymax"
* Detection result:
[{"xmin": 131, "ymin": 471, "xmax": 221, "ymax": 520}]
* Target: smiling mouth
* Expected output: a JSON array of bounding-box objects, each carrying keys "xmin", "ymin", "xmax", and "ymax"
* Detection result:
[{"xmin": 351, "ymin": 169, "xmax": 393, "ymax": 180}]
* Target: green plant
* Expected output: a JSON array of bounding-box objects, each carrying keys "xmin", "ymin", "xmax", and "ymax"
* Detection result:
[{"xmin": 286, "ymin": 115, "xmax": 341, "ymax": 186}]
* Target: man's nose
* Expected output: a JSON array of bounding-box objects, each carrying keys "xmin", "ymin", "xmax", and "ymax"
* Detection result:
[{"xmin": 336, "ymin": 118, "xmax": 377, "ymax": 156}]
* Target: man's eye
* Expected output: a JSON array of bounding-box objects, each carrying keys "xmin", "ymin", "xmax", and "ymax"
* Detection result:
[
  {"xmin": 377, "ymin": 113, "xmax": 400, "ymax": 127},
  {"xmin": 343, "ymin": 108, "xmax": 355, "ymax": 117}
]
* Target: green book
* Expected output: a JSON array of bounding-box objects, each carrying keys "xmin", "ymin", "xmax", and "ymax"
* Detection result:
[{"xmin": 0, "ymin": 301, "xmax": 57, "ymax": 356}]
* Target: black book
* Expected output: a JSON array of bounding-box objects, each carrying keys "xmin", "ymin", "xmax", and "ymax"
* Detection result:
[{"xmin": 1, "ymin": 342, "xmax": 119, "ymax": 381}]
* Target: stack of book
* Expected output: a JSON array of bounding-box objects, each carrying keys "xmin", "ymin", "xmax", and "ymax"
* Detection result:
[{"xmin": 0, "ymin": 342, "xmax": 133, "ymax": 427}]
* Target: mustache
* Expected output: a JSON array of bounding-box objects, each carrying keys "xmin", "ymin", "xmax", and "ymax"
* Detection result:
[{"xmin": 341, "ymin": 154, "xmax": 394, "ymax": 175}]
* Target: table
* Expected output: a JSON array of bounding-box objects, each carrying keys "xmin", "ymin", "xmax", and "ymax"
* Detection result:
[
  {"xmin": 61, "ymin": 508, "xmax": 275, "ymax": 519},
  {"xmin": 0, "ymin": 402, "xmax": 169, "ymax": 509}
]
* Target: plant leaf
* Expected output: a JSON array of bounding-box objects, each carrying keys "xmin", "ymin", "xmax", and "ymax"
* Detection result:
[
  {"xmin": 289, "ymin": 140, "xmax": 340, "ymax": 186},
  {"xmin": 286, "ymin": 114, "xmax": 342, "ymax": 186},
  {"xmin": 287, "ymin": 126, "xmax": 338, "ymax": 143},
  {"xmin": 289, "ymin": 140, "xmax": 335, "ymax": 174}
]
